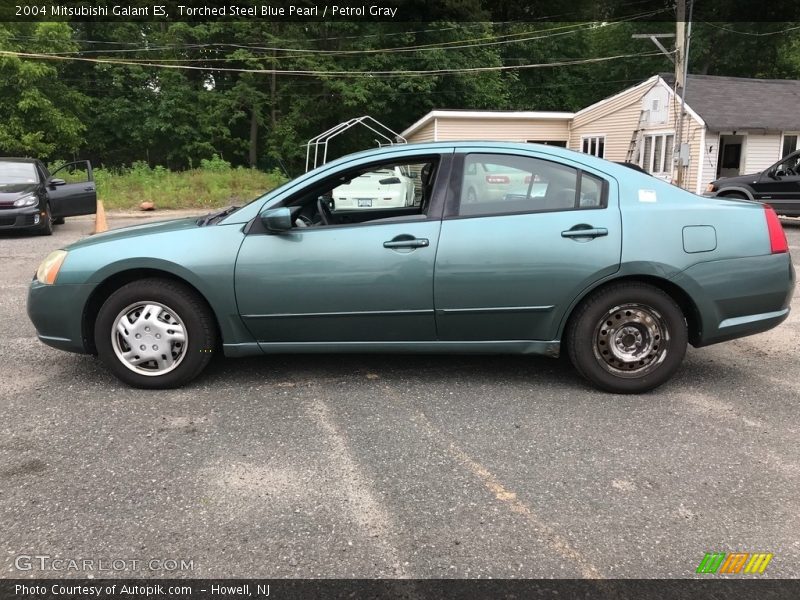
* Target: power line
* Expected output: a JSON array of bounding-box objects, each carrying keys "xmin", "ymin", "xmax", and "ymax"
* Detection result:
[
  {"xmin": 0, "ymin": 48, "xmax": 671, "ymax": 78},
  {"xmin": 700, "ymin": 22, "xmax": 800, "ymax": 36},
  {"xmin": 11, "ymin": 8, "xmax": 669, "ymax": 60}
]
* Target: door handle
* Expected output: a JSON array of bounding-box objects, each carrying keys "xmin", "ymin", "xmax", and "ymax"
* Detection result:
[
  {"xmin": 561, "ymin": 227, "xmax": 608, "ymax": 239},
  {"xmin": 84, "ymin": 186, "xmax": 95, "ymax": 192},
  {"xmin": 383, "ymin": 238, "xmax": 429, "ymax": 249}
]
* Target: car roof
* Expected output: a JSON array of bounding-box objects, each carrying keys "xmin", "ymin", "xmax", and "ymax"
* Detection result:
[
  {"xmin": 323, "ymin": 141, "xmax": 636, "ymax": 180},
  {"xmin": 0, "ymin": 157, "xmax": 39, "ymax": 163}
]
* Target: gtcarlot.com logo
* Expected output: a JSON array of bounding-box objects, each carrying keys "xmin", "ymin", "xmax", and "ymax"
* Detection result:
[{"xmin": 14, "ymin": 554, "xmax": 194, "ymax": 573}]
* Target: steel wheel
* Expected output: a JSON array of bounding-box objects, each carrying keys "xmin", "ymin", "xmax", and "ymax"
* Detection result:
[
  {"xmin": 592, "ymin": 303, "xmax": 669, "ymax": 378},
  {"xmin": 111, "ymin": 301, "xmax": 188, "ymax": 376},
  {"xmin": 566, "ymin": 282, "xmax": 688, "ymax": 394}
]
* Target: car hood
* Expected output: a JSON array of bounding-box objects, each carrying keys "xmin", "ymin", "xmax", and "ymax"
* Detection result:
[
  {"xmin": 0, "ymin": 183, "xmax": 37, "ymax": 205},
  {"xmin": 65, "ymin": 216, "xmax": 203, "ymax": 249},
  {"xmin": 712, "ymin": 172, "xmax": 762, "ymax": 186}
]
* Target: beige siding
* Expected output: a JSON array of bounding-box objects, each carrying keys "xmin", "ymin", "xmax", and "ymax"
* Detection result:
[
  {"xmin": 407, "ymin": 121, "xmax": 435, "ymax": 144},
  {"xmin": 435, "ymin": 118, "xmax": 570, "ymax": 142},
  {"xmin": 743, "ymin": 133, "xmax": 782, "ymax": 173},
  {"xmin": 571, "ymin": 79, "xmax": 706, "ymax": 193}
]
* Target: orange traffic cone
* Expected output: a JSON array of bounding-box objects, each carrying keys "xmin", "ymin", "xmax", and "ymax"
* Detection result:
[{"xmin": 93, "ymin": 199, "xmax": 108, "ymax": 234}]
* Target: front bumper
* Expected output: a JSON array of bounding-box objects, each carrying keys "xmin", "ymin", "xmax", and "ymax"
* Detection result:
[
  {"xmin": 672, "ymin": 252, "xmax": 795, "ymax": 347},
  {"xmin": 0, "ymin": 206, "xmax": 42, "ymax": 230},
  {"xmin": 27, "ymin": 280, "xmax": 95, "ymax": 354}
]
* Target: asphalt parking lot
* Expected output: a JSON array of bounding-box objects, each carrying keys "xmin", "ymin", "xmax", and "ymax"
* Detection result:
[{"xmin": 1, "ymin": 214, "xmax": 799, "ymax": 579}]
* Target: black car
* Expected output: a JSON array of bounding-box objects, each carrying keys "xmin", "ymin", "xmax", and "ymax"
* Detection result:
[
  {"xmin": 706, "ymin": 150, "xmax": 800, "ymax": 217},
  {"xmin": 0, "ymin": 158, "xmax": 97, "ymax": 235}
]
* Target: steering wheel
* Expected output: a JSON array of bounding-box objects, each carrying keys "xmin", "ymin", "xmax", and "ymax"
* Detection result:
[{"xmin": 317, "ymin": 197, "xmax": 335, "ymax": 225}]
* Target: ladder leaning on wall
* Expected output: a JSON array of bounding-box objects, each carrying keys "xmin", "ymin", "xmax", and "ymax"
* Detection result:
[{"xmin": 626, "ymin": 109, "xmax": 650, "ymax": 164}]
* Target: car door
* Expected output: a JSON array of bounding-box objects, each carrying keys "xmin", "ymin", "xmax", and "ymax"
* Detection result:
[
  {"xmin": 434, "ymin": 150, "xmax": 622, "ymax": 342},
  {"xmin": 46, "ymin": 160, "xmax": 97, "ymax": 217},
  {"xmin": 234, "ymin": 154, "xmax": 451, "ymax": 345},
  {"xmin": 752, "ymin": 152, "xmax": 800, "ymax": 214}
]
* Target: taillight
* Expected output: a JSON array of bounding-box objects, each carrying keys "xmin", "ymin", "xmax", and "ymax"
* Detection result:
[
  {"xmin": 764, "ymin": 206, "xmax": 788, "ymax": 254},
  {"xmin": 486, "ymin": 175, "xmax": 509, "ymax": 184}
]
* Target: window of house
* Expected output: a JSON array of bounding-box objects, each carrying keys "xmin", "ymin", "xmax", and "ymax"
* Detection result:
[
  {"xmin": 639, "ymin": 133, "xmax": 674, "ymax": 174},
  {"xmin": 581, "ymin": 136, "xmax": 605, "ymax": 158},
  {"xmin": 782, "ymin": 133, "xmax": 799, "ymax": 158},
  {"xmin": 527, "ymin": 140, "xmax": 568, "ymax": 147},
  {"xmin": 459, "ymin": 153, "xmax": 605, "ymax": 217}
]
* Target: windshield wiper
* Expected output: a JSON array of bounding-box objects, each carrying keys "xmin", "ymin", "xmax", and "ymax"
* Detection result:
[{"xmin": 197, "ymin": 205, "xmax": 239, "ymax": 226}]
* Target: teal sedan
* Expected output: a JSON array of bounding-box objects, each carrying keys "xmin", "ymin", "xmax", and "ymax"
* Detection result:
[{"xmin": 27, "ymin": 142, "xmax": 795, "ymax": 393}]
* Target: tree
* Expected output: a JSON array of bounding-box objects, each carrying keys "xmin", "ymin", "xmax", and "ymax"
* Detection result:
[{"xmin": 0, "ymin": 22, "xmax": 87, "ymax": 158}]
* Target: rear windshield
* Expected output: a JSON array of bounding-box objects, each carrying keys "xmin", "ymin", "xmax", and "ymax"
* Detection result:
[{"xmin": 0, "ymin": 162, "xmax": 38, "ymax": 184}]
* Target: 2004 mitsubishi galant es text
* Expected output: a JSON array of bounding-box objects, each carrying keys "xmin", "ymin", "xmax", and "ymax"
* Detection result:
[{"xmin": 27, "ymin": 143, "xmax": 795, "ymax": 394}]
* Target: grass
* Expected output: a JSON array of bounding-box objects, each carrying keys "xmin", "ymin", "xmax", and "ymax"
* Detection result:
[{"xmin": 89, "ymin": 157, "xmax": 287, "ymax": 211}]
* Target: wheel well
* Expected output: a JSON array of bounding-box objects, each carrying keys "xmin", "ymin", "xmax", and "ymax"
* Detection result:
[
  {"xmin": 717, "ymin": 190, "xmax": 750, "ymax": 199},
  {"xmin": 81, "ymin": 269, "xmax": 221, "ymax": 354},
  {"xmin": 564, "ymin": 275, "xmax": 703, "ymax": 347}
]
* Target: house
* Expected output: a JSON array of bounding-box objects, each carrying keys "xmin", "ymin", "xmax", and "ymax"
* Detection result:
[
  {"xmin": 400, "ymin": 74, "xmax": 800, "ymax": 194},
  {"xmin": 400, "ymin": 110, "xmax": 574, "ymax": 147}
]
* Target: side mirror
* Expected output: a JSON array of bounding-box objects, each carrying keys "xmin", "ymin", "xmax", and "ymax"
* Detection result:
[
  {"xmin": 49, "ymin": 178, "xmax": 66, "ymax": 187},
  {"xmin": 260, "ymin": 207, "xmax": 292, "ymax": 233}
]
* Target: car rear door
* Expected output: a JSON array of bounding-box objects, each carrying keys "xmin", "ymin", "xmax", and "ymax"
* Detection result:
[
  {"xmin": 46, "ymin": 160, "xmax": 97, "ymax": 217},
  {"xmin": 434, "ymin": 150, "xmax": 622, "ymax": 342}
]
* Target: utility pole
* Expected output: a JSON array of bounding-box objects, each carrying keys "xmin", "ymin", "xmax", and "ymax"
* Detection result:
[
  {"xmin": 674, "ymin": 0, "xmax": 693, "ymax": 188},
  {"xmin": 633, "ymin": 0, "xmax": 693, "ymax": 188}
]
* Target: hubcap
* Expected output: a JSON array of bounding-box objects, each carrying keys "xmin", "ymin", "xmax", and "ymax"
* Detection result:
[
  {"xmin": 592, "ymin": 303, "xmax": 670, "ymax": 378},
  {"xmin": 111, "ymin": 301, "xmax": 187, "ymax": 376}
]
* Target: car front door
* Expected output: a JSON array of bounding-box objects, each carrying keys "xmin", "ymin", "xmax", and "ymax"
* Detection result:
[
  {"xmin": 434, "ymin": 150, "xmax": 622, "ymax": 342},
  {"xmin": 46, "ymin": 160, "xmax": 97, "ymax": 217},
  {"xmin": 234, "ymin": 154, "xmax": 451, "ymax": 346},
  {"xmin": 751, "ymin": 152, "xmax": 800, "ymax": 214}
]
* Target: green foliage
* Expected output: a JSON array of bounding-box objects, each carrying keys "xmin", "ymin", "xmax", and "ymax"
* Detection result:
[
  {"xmin": 0, "ymin": 22, "xmax": 87, "ymax": 157},
  {"xmin": 199, "ymin": 154, "xmax": 233, "ymax": 172},
  {"xmin": 1, "ymin": 18, "xmax": 799, "ymax": 184},
  {"xmin": 93, "ymin": 164, "xmax": 287, "ymax": 210}
]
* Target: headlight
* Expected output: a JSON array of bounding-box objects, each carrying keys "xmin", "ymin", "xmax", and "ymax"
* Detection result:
[
  {"xmin": 705, "ymin": 183, "xmax": 717, "ymax": 193},
  {"xmin": 13, "ymin": 194, "xmax": 38, "ymax": 207},
  {"xmin": 36, "ymin": 250, "xmax": 67, "ymax": 285}
]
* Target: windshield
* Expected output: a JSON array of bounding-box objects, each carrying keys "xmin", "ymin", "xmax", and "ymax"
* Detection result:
[{"xmin": 0, "ymin": 162, "xmax": 38, "ymax": 184}]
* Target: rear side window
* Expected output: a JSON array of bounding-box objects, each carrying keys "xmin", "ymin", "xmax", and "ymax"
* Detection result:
[{"xmin": 458, "ymin": 153, "xmax": 606, "ymax": 217}]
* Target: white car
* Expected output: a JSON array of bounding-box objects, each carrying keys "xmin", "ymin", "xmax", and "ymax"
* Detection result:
[{"xmin": 332, "ymin": 167, "xmax": 416, "ymax": 210}]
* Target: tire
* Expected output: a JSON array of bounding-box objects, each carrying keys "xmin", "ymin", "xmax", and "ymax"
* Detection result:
[
  {"xmin": 565, "ymin": 282, "xmax": 688, "ymax": 394},
  {"xmin": 53, "ymin": 217, "xmax": 65, "ymax": 225},
  {"xmin": 37, "ymin": 203, "xmax": 53, "ymax": 236},
  {"xmin": 94, "ymin": 278, "xmax": 217, "ymax": 389}
]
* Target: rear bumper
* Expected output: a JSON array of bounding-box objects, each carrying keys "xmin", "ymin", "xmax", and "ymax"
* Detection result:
[
  {"xmin": 0, "ymin": 207, "xmax": 42, "ymax": 230},
  {"xmin": 672, "ymin": 253, "xmax": 795, "ymax": 347},
  {"xmin": 27, "ymin": 280, "xmax": 95, "ymax": 354}
]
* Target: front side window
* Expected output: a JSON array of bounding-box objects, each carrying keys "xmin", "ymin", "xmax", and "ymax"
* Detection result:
[
  {"xmin": 458, "ymin": 153, "xmax": 605, "ymax": 217},
  {"xmin": 284, "ymin": 158, "xmax": 438, "ymax": 228},
  {"xmin": 775, "ymin": 152, "xmax": 800, "ymax": 176},
  {"xmin": 581, "ymin": 136, "xmax": 606, "ymax": 158}
]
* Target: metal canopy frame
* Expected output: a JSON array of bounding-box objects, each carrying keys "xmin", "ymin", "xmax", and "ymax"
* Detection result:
[{"xmin": 305, "ymin": 116, "xmax": 406, "ymax": 172}]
